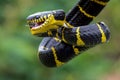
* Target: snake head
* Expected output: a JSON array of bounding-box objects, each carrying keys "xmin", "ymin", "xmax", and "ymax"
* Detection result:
[{"xmin": 27, "ymin": 10, "xmax": 65, "ymax": 35}]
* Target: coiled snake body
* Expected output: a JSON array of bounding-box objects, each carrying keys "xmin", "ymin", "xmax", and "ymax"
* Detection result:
[{"xmin": 27, "ymin": 0, "xmax": 110, "ymax": 67}]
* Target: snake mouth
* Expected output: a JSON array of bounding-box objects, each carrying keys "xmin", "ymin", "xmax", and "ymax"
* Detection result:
[
  {"xmin": 28, "ymin": 21, "xmax": 45, "ymax": 29},
  {"xmin": 27, "ymin": 12, "xmax": 51, "ymax": 29}
]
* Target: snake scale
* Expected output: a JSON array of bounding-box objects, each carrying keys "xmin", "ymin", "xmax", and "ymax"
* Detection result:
[{"xmin": 27, "ymin": 0, "xmax": 110, "ymax": 67}]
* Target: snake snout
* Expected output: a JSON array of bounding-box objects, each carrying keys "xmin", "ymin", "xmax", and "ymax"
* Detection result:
[{"xmin": 27, "ymin": 13, "xmax": 49, "ymax": 29}]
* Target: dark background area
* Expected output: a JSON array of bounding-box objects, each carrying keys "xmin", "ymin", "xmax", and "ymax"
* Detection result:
[{"xmin": 0, "ymin": 0, "xmax": 120, "ymax": 80}]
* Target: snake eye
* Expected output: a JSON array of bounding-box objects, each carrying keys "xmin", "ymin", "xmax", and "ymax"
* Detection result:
[{"xmin": 36, "ymin": 16, "xmax": 40, "ymax": 19}]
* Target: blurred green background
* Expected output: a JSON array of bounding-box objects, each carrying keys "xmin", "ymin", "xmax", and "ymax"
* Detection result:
[{"xmin": 0, "ymin": 0, "xmax": 120, "ymax": 80}]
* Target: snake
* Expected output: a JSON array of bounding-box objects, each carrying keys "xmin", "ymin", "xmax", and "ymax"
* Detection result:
[{"xmin": 27, "ymin": 0, "xmax": 110, "ymax": 67}]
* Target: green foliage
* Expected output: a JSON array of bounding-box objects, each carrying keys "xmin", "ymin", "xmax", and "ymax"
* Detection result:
[{"xmin": 0, "ymin": 0, "xmax": 120, "ymax": 80}]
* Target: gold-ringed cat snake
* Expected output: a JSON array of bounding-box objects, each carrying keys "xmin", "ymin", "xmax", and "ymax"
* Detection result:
[{"xmin": 27, "ymin": 0, "xmax": 110, "ymax": 67}]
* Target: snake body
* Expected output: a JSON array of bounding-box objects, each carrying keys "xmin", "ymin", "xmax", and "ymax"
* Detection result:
[{"xmin": 27, "ymin": 0, "xmax": 110, "ymax": 67}]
